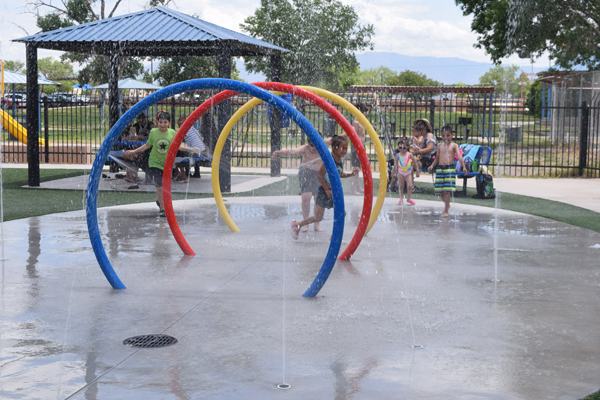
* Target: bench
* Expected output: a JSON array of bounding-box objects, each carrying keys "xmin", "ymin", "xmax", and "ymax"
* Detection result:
[
  {"xmin": 105, "ymin": 141, "xmax": 147, "ymax": 172},
  {"xmin": 454, "ymin": 145, "xmax": 492, "ymax": 197},
  {"xmin": 106, "ymin": 139, "xmax": 213, "ymax": 177},
  {"xmin": 174, "ymin": 155, "xmax": 213, "ymax": 178}
]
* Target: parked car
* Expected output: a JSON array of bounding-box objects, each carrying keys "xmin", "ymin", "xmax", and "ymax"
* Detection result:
[
  {"xmin": 47, "ymin": 93, "xmax": 88, "ymax": 106},
  {"xmin": 1, "ymin": 95, "xmax": 24, "ymax": 109}
]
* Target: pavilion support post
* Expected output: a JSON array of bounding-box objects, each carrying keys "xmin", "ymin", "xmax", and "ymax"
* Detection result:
[
  {"xmin": 218, "ymin": 44, "xmax": 232, "ymax": 192},
  {"xmin": 270, "ymin": 52, "xmax": 282, "ymax": 177},
  {"xmin": 26, "ymin": 44, "xmax": 40, "ymax": 187},
  {"xmin": 109, "ymin": 47, "xmax": 120, "ymax": 129}
]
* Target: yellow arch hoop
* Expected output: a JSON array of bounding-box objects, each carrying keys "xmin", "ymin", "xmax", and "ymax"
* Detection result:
[
  {"xmin": 211, "ymin": 94, "xmax": 286, "ymax": 232},
  {"xmin": 211, "ymin": 88, "xmax": 386, "ymax": 234},
  {"xmin": 298, "ymin": 86, "xmax": 386, "ymax": 234}
]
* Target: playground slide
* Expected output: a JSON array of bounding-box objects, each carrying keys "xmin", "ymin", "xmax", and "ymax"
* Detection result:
[{"xmin": 0, "ymin": 110, "xmax": 45, "ymax": 145}]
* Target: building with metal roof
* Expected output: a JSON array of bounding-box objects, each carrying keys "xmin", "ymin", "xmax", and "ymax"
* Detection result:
[
  {"xmin": 93, "ymin": 78, "xmax": 162, "ymax": 90},
  {"xmin": 2, "ymin": 69, "xmax": 60, "ymax": 86},
  {"xmin": 12, "ymin": 6, "xmax": 288, "ymax": 188}
]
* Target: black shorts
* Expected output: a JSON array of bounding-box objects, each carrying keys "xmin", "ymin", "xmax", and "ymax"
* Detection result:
[
  {"xmin": 146, "ymin": 167, "xmax": 164, "ymax": 188},
  {"xmin": 298, "ymin": 166, "xmax": 319, "ymax": 195},
  {"xmin": 351, "ymin": 143, "xmax": 364, "ymax": 168},
  {"xmin": 421, "ymin": 156, "xmax": 435, "ymax": 170},
  {"xmin": 315, "ymin": 186, "xmax": 334, "ymax": 209}
]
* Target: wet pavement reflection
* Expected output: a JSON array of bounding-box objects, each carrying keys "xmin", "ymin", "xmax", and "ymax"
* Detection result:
[{"xmin": 0, "ymin": 197, "xmax": 598, "ymax": 399}]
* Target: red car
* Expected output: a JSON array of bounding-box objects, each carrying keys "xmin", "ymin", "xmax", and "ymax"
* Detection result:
[{"xmin": 1, "ymin": 96, "xmax": 23, "ymax": 109}]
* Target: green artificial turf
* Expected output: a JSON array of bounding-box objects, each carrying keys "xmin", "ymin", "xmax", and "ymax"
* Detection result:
[
  {"xmin": 224, "ymin": 174, "xmax": 600, "ymax": 233},
  {"xmin": 582, "ymin": 392, "xmax": 600, "ymax": 400},
  {"xmin": 1, "ymin": 169, "xmax": 599, "ymax": 234},
  {"xmin": 0, "ymin": 168, "xmax": 213, "ymax": 221}
]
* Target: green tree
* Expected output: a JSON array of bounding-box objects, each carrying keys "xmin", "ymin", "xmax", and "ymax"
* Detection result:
[
  {"xmin": 31, "ymin": 0, "xmax": 146, "ymax": 85},
  {"xmin": 240, "ymin": 0, "xmax": 374, "ymax": 90},
  {"xmin": 455, "ymin": 0, "xmax": 600, "ymax": 70},
  {"xmin": 526, "ymin": 80, "xmax": 543, "ymax": 118},
  {"xmin": 2, "ymin": 60, "xmax": 26, "ymax": 73},
  {"xmin": 390, "ymin": 70, "xmax": 442, "ymax": 87},
  {"xmin": 478, "ymin": 64, "xmax": 521, "ymax": 97},
  {"xmin": 38, "ymin": 57, "xmax": 75, "ymax": 81},
  {"xmin": 153, "ymin": 56, "xmax": 241, "ymax": 86},
  {"xmin": 352, "ymin": 66, "xmax": 398, "ymax": 86}
]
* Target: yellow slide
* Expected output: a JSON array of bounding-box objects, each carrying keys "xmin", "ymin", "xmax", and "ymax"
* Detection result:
[{"xmin": 0, "ymin": 110, "xmax": 45, "ymax": 145}]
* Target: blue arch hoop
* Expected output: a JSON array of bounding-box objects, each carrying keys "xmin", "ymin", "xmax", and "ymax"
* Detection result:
[{"xmin": 86, "ymin": 78, "xmax": 344, "ymax": 297}]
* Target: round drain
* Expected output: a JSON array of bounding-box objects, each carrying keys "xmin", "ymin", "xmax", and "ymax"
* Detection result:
[
  {"xmin": 123, "ymin": 334, "xmax": 178, "ymax": 348},
  {"xmin": 277, "ymin": 383, "xmax": 292, "ymax": 390}
]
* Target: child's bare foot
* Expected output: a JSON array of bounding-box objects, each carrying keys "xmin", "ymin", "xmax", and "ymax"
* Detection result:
[
  {"xmin": 301, "ymin": 226, "xmax": 308, "ymax": 232},
  {"xmin": 314, "ymin": 224, "xmax": 325, "ymax": 232},
  {"xmin": 441, "ymin": 212, "xmax": 449, "ymax": 218}
]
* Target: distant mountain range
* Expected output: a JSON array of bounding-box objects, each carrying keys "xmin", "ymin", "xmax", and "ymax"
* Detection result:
[
  {"xmin": 236, "ymin": 51, "xmax": 549, "ymax": 85},
  {"xmin": 355, "ymin": 52, "xmax": 547, "ymax": 85}
]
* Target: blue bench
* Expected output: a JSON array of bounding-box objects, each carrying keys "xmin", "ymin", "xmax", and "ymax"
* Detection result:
[
  {"xmin": 106, "ymin": 140, "xmax": 213, "ymax": 178},
  {"xmin": 455, "ymin": 146, "xmax": 492, "ymax": 197}
]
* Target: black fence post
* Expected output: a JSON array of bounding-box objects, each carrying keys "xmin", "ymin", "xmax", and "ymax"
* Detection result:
[
  {"xmin": 171, "ymin": 96, "xmax": 176, "ymax": 130},
  {"xmin": 26, "ymin": 43, "xmax": 40, "ymax": 187},
  {"xmin": 43, "ymin": 96, "xmax": 49, "ymax": 163},
  {"xmin": 579, "ymin": 101, "xmax": 589, "ymax": 176},
  {"xmin": 429, "ymin": 99, "xmax": 435, "ymax": 132}
]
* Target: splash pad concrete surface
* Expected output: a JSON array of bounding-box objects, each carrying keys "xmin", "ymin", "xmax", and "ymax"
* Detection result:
[{"xmin": 1, "ymin": 195, "xmax": 599, "ymax": 399}]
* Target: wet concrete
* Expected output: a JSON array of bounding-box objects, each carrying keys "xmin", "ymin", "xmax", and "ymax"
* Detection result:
[{"xmin": 0, "ymin": 196, "xmax": 599, "ymax": 399}]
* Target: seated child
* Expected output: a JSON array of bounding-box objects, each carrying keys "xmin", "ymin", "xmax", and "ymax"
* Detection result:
[{"xmin": 124, "ymin": 111, "xmax": 202, "ymax": 217}]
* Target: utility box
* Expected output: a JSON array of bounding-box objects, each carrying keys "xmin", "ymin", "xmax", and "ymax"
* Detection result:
[
  {"xmin": 505, "ymin": 126, "xmax": 522, "ymax": 142},
  {"xmin": 323, "ymin": 115, "xmax": 337, "ymax": 137}
]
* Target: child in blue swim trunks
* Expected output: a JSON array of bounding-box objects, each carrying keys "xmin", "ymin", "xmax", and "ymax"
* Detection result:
[
  {"xmin": 290, "ymin": 135, "xmax": 359, "ymax": 239},
  {"xmin": 428, "ymin": 125, "xmax": 467, "ymax": 218}
]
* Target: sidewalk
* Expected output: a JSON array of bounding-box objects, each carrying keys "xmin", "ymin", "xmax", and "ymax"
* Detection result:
[{"xmin": 3, "ymin": 163, "xmax": 600, "ymax": 213}]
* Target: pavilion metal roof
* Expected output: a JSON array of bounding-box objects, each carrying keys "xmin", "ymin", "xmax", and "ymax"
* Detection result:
[
  {"xmin": 93, "ymin": 78, "xmax": 162, "ymax": 90},
  {"xmin": 12, "ymin": 6, "xmax": 288, "ymax": 57},
  {"xmin": 2, "ymin": 69, "xmax": 60, "ymax": 86}
]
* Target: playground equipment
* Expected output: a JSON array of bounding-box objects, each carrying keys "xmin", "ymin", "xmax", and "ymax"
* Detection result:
[
  {"xmin": 86, "ymin": 79, "xmax": 346, "ymax": 297},
  {"xmin": 0, "ymin": 110, "xmax": 45, "ymax": 145},
  {"xmin": 161, "ymin": 82, "xmax": 376, "ymax": 263}
]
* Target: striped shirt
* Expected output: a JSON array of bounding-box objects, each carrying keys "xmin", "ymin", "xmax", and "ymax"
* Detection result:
[{"xmin": 183, "ymin": 125, "xmax": 206, "ymax": 152}]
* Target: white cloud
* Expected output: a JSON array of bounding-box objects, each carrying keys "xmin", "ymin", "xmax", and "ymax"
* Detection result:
[{"xmin": 0, "ymin": 0, "xmax": 553, "ymax": 75}]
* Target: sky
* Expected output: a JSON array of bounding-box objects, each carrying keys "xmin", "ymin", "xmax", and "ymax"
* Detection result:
[{"xmin": 0, "ymin": 0, "xmax": 551, "ymax": 77}]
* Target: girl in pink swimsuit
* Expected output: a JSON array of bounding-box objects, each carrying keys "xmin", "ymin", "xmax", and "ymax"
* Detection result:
[{"xmin": 393, "ymin": 137, "xmax": 420, "ymax": 205}]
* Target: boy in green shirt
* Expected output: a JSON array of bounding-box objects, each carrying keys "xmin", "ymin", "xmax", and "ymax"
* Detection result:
[{"xmin": 125, "ymin": 111, "xmax": 201, "ymax": 217}]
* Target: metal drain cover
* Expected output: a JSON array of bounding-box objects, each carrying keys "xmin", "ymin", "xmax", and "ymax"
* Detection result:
[{"xmin": 123, "ymin": 334, "xmax": 178, "ymax": 348}]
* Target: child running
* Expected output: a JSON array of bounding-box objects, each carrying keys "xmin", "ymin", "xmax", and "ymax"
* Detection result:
[
  {"xmin": 273, "ymin": 135, "xmax": 333, "ymax": 233},
  {"xmin": 428, "ymin": 125, "xmax": 466, "ymax": 218},
  {"xmin": 124, "ymin": 111, "xmax": 202, "ymax": 217},
  {"xmin": 392, "ymin": 137, "xmax": 420, "ymax": 205},
  {"xmin": 290, "ymin": 135, "xmax": 359, "ymax": 239}
]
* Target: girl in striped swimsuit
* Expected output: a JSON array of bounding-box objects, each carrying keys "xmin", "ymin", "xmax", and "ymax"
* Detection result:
[{"xmin": 393, "ymin": 137, "xmax": 420, "ymax": 205}]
